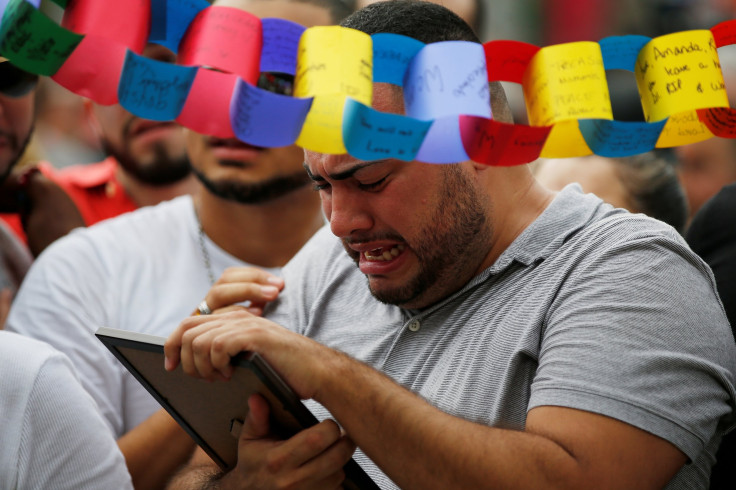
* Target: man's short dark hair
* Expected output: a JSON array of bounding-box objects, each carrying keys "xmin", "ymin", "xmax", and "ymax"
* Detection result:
[
  {"xmin": 341, "ymin": 0, "xmax": 480, "ymax": 43},
  {"xmin": 341, "ymin": 0, "xmax": 513, "ymax": 123}
]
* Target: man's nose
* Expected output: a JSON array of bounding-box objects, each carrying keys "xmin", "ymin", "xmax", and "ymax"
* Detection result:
[{"xmin": 328, "ymin": 186, "xmax": 374, "ymax": 238}]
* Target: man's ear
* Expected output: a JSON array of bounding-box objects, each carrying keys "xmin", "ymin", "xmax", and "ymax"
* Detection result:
[{"xmin": 489, "ymin": 81, "xmax": 514, "ymax": 124}]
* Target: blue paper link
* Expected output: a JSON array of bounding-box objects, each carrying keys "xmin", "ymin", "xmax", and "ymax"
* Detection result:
[
  {"xmin": 371, "ymin": 33, "xmax": 424, "ymax": 86},
  {"xmin": 148, "ymin": 0, "xmax": 167, "ymax": 43},
  {"xmin": 578, "ymin": 118, "xmax": 667, "ymax": 157},
  {"xmin": 404, "ymin": 40, "xmax": 490, "ymax": 121},
  {"xmin": 599, "ymin": 35, "xmax": 651, "ymax": 71},
  {"xmin": 157, "ymin": 0, "xmax": 208, "ymax": 53},
  {"xmin": 230, "ymin": 77, "xmax": 313, "ymax": 147},
  {"xmin": 118, "ymin": 50, "xmax": 197, "ymax": 121},
  {"xmin": 260, "ymin": 17, "xmax": 305, "ymax": 75},
  {"xmin": 415, "ymin": 116, "xmax": 470, "ymax": 163},
  {"xmin": 342, "ymin": 98, "xmax": 432, "ymax": 161}
]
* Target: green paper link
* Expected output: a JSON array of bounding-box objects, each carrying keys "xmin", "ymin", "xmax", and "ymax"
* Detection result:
[{"xmin": 0, "ymin": 0, "xmax": 82, "ymax": 76}]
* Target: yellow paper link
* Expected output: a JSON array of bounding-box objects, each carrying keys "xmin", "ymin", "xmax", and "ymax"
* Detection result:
[
  {"xmin": 522, "ymin": 41, "xmax": 611, "ymax": 158},
  {"xmin": 295, "ymin": 26, "xmax": 373, "ymax": 154},
  {"xmin": 539, "ymin": 120, "xmax": 593, "ymax": 158},
  {"xmin": 636, "ymin": 30, "xmax": 728, "ymax": 124},
  {"xmin": 655, "ymin": 110, "xmax": 714, "ymax": 148}
]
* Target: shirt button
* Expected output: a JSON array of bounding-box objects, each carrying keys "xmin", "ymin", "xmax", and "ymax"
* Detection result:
[{"xmin": 407, "ymin": 320, "xmax": 421, "ymax": 332}]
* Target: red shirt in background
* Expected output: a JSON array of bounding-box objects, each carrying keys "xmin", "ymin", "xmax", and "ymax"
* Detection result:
[{"xmin": 1, "ymin": 157, "xmax": 137, "ymax": 242}]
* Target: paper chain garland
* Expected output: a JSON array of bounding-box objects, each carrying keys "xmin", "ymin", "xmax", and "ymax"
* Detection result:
[{"xmin": 3, "ymin": 0, "xmax": 736, "ymax": 165}]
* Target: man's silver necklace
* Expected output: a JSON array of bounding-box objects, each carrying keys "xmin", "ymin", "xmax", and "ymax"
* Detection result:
[{"xmin": 194, "ymin": 209, "xmax": 216, "ymax": 286}]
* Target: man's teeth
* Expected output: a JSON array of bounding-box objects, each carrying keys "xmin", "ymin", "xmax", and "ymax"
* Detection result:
[{"xmin": 364, "ymin": 244, "xmax": 405, "ymax": 261}]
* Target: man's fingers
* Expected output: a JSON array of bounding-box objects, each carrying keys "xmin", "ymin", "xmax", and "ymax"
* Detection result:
[
  {"xmin": 205, "ymin": 282, "xmax": 281, "ymax": 313},
  {"xmin": 241, "ymin": 393, "xmax": 272, "ymax": 440},
  {"xmin": 164, "ymin": 315, "xmax": 215, "ymax": 371},
  {"xmin": 217, "ymin": 267, "xmax": 285, "ymax": 290}
]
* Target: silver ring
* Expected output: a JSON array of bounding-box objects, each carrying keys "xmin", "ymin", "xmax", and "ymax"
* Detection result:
[{"xmin": 197, "ymin": 300, "xmax": 212, "ymax": 315}]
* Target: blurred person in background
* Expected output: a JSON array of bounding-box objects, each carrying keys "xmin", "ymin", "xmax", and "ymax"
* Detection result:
[
  {"xmin": 676, "ymin": 136, "xmax": 736, "ymax": 224},
  {"xmin": 0, "ymin": 58, "xmax": 84, "ymax": 320},
  {"xmin": 1, "ymin": 43, "xmax": 199, "ymax": 249},
  {"xmin": 686, "ymin": 183, "xmax": 736, "ymax": 490},
  {"xmin": 4, "ymin": 0, "xmax": 354, "ymax": 487},
  {"xmin": 534, "ymin": 152, "xmax": 688, "ymax": 233},
  {"xmin": 673, "ymin": 45, "xmax": 736, "ymax": 224}
]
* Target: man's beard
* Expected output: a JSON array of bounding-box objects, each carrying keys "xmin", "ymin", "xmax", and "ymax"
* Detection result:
[
  {"xmin": 0, "ymin": 124, "xmax": 34, "ymax": 185},
  {"xmin": 102, "ymin": 139, "xmax": 192, "ymax": 186},
  {"xmin": 192, "ymin": 165, "xmax": 312, "ymax": 204},
  {"xmin": 343, "ymin": 165, "xmax": 491, "ymax": 308}
]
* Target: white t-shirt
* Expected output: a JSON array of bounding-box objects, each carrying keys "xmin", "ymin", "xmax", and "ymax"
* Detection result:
[
  {"xmin": 6, "ymin": 196, "xmax": 270, "ymax": 437},
  {"xmin": 0, "ymin": 331, "xmax": 133, "ymax": 489}
]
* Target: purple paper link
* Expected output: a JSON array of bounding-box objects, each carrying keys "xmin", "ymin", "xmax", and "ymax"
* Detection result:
[
  {"xmin": 260, "ymin": 18, "xmax": 305, "ymax": 75},
  {"xmin": 230, "ymin": 77, "xmax": 313, "ymax": 147},
  {"xmin": 342, "ymin": 98, "xmax": 432, "ymax": 162},
  {"xmin": 404, "ymin": 41, "xmax": 490, "ymax": 121},
  {"xmin": 415, "ymin": 116, "xmax": 470, "ymax": 163}
]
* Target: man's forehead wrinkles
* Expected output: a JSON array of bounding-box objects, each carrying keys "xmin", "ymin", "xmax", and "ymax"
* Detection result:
[{"xmin": 305, "ymin": 157, "xmax": 388, "ymax": 181}]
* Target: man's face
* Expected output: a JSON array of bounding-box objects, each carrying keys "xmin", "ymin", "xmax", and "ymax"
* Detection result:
[
  {"xmin": 0, "ymin": 63, "xmax": 35, "ymax": 180},
  {"xmin": 89, "ymin": 44, "xmax": 190, "ymax": 186},
  {"xmin": 675, "ymin": 138, "xmax": 736, "ymax": 217},
  {"xmin": 187, "ymin": 0, "xmax": 333, "ymax": 204},
  {"xmin": 305, "ymin": 84, "xmax": 492, "ymax": 310}
]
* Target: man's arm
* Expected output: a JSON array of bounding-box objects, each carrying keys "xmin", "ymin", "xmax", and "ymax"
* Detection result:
[
  {"xmin": 120, "ymin": 267, "xmax": 285, "ymax": 488},
  {"xmin": 165, "ymin": 312, "xmax": 687, "ymax": 489},
  {"xmin": 117, "ymin": 409, "xmax": 197, "ymax": 490}
]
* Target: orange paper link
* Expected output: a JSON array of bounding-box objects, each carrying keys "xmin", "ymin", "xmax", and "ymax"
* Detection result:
[
  {"xmin": 178, "ymin": 6, "xmax": 262, "ymax": 84},
  {"xmin": 484, "ymin": 40, "xmax": 539, "ymax": 84},
  {"xmin": 62, "ymin": 0, "xmax": 149, "ymax": 53}
]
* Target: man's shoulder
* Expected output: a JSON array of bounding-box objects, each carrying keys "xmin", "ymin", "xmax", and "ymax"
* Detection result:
[
  {"xmin": 0, "ymin": 332, "xmax": 61, "ymax": 378},
  {"xmin": 38, "ymin": 196, "xmax": 194, "ymax": 264}
]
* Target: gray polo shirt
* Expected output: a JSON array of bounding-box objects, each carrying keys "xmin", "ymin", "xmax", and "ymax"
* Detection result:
[{"xmin": 266, "ymin": 184, "xmax": 736, "ymax": 489}]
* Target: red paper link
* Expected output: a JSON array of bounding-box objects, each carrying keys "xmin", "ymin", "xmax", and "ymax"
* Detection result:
[
  {"xmin": 178, "ymin": 6, "xmax": 262, "ymax": 85},
  {"xmin": 62, "ymin": 0, "xmax": 149, "ymax": 53},
  {"xmin": 484, "ymin": 40, "xmax": 540, "ymax": 84},
  {"xmin": 711, "ymin": 19, "xmax": 736, "ymax": 48},
  {"xmin": 697, "ymin": 107, "xmax": 736, "ymax": 138},
  {"xmin": 51, "ymin": 35, "xmax": 128, "ymax": 105},
  {"xmin": 176, "ymin": 68, "xmax": 237, "ymax": 139},
  {"xmin": 459, "ymin": 116, "xmax": 552, "ymax": 166}
]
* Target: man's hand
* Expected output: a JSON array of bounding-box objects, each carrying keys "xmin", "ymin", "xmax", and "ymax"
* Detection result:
[
  {"xmin": 165, "ymin": 310, "xmax": 333, "ymax": 400},
  {"xmin": 195, "ymin": 267, "xmax": 284, "ymax": 316},
  {"xmin": 217, "ymin": 394, "xmax": 356, "ymax": 489}
]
